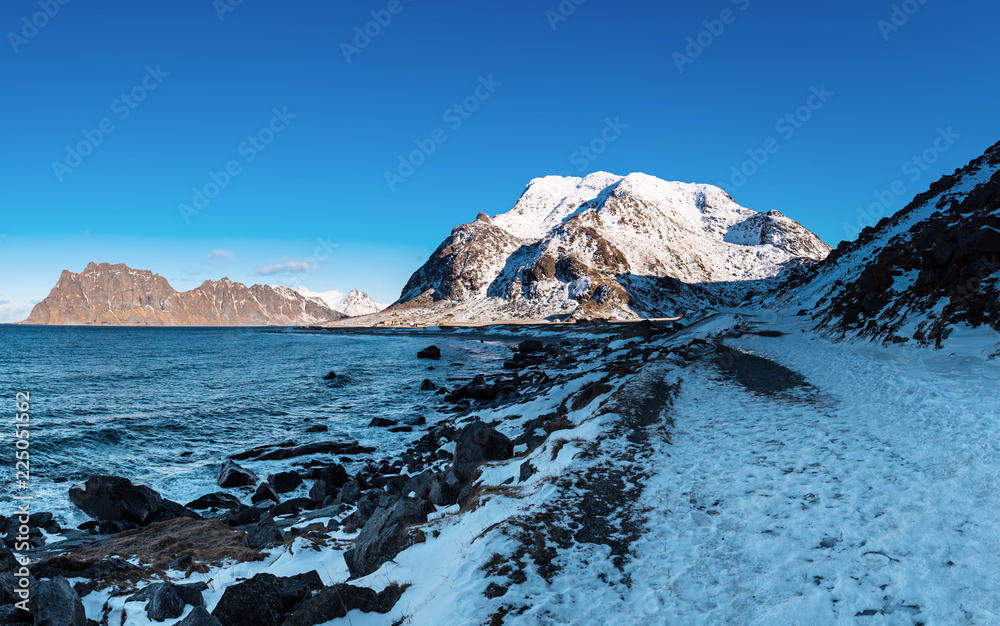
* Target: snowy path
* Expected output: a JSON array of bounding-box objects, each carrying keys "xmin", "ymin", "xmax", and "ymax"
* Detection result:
[{"xmin": 611, "ymin": 318, "xmax": 1000, "ymax": 625}]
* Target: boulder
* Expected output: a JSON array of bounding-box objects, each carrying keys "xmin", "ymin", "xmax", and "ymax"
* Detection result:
[
  {"xmin": 216, "ymin": 460, "xmax": 258, "ymax": 488},
  {"xmin": 251, "ymin": 483, "xmax": 280, "ymax": 505},
  {"xmin": 322, "ymin": 371, "xmax": 337, "ymax": 380},
  {"xmin": 417, "ymin": 346, "xmax": 441, "ymax": 359},
  {"xmin": 282, "ymin": 583, "xmax": 403, "ymax": 626},
  {"xmin": 211, "ymin": 573, "xmax": 314, "ymax": 626},
  {"xmin": 0, "ymin": 605, "xmax": 32, "ymax": 624},
  {"xmin": 32, "ymin": 576, "xmax": 87, "ymax": 626},
  {"xmin": 185, "ymin": 492, "xmax": 242, "ymax": 511},
  {"xmin": 69, "ymin": 475, "xmax": 193, "ymax": 526},
  {"xmin": 343, "ymin": 497, "xmax": 433, "ymax": 578},
  {"xmin": 267, "ymin": 471, "xmax": 303, "ymax": 494},
  {"xmin": 271, "ymin": 498, "xmax": 312, "ymax": 517},
  {"xmin": 177, "ymin": 607, "xmax": 223, "ymax": 626},
  {"xmin": 239, "ymin": 515, "xmax": 284, "ymax": 550},
  {"xmin": 304, "ymin": 424, "xmax": 328, "ymax": 433},
  {"xmin": 336, "ymin": 480, "xmax": 362, "ymax": 505},
  {"xmin": 452, "ymin": 422, "xmax": 514, "ymax": 481},
  {"xmin": 126, "ymin": 582, "xmax": 187, "ymax": 621},
  {"xmin": 419, "ymin": 379, "xmax": 437, "ymax": 391},
  {"xmin": 308, "ymin": 480, "xmax": 338, "ymax": 505},
  {"xmin": 312, "ymin": 464, "xmax": 350, "ymax": 489},
  {"xmin": 518, "ymin": 339, "xmax": 544, "ymax": 353}
]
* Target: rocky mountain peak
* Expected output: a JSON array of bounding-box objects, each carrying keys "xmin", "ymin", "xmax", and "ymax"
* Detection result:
[
  {"xmin": 393, "ymin": 171, "xmax": 830, "ymax": 321},
  {"xmin": 22, "ymin": 264, "xmax": 344, "ymax": 326}
]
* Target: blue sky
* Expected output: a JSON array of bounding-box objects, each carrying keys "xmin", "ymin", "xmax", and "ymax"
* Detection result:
[{"xmin": 1, "ymin": 0, "xmax": 997, "ymax": 321}]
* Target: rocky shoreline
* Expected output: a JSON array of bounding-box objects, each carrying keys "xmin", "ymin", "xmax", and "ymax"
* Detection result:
[{"xmin": 0, "ymin": 321, "xmax": 687, "ymax": 625}]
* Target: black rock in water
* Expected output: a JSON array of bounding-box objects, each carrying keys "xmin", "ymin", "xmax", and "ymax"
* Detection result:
[
  {"xmin": 417, "ymin": 345, "xmax": 441, "ymax": 359},
  {"xmin": 69, "ymin": 475, "xmax": 195, "ymax": 526},
  {"xmin": 216, "ymin": 460, "xmax": 258, "ymax": 488},
  {"xmin": 268, "ymin": 471, "xmax": 304, "ymax": 493},
  {"xmin": 322, "ymin": 371, "xmax": 337, "ymax": 380}
]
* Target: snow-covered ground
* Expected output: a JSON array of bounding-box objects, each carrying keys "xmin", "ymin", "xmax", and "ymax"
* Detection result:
[{"xmin": 76, "ymin": 311, "xmax": 1000, "ymax": 624}]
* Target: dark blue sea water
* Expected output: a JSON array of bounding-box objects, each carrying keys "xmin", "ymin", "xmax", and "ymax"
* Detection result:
[{"xmin": 0, "ymin": 325, "xmax": 512, "ymax": 526}]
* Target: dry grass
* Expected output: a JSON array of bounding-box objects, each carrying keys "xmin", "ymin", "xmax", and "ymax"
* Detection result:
[
  {"xmin": 66, "ymin": 518, "xmax": 265, "ymax": 578},
  {"xmin": 568, "ymin": 378, "xmax": 614, "ymax": 412},
  {"xmin": 549, "ymin": 437, "xmax": 587, "ymax": 461}
]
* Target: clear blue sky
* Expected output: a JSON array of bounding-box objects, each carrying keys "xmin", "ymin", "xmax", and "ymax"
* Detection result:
[{"xmin": 1, "ymin": 0, "xmax": 997, "ymax": 321}]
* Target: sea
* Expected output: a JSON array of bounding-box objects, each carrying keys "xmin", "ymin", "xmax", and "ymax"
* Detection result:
[{"xmin": 0, "ymin": 325, "xmax": 513, "ymax": 527}]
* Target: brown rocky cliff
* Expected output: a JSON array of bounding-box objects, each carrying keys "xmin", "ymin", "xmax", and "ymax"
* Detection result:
[{"xmin": 21, "ymin": 263, "xmax": 344, "ymax": 326}]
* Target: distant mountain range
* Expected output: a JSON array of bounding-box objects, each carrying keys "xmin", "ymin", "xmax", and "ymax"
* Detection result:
[
  {"xmin": 19, "ymin": 263, "xmax": 380, "ymax": 326},
  {"xmin": 294, "ymin": 286, "xmax": 387, "ymax": 317},
  {"xmin": 388, "ymin": 172, "xmax": 830, "ymax": 321}
]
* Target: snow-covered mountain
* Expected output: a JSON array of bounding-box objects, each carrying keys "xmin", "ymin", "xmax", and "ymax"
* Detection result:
[
  {"xmin": 396, "ymin": 172, "xmax": 830, "ymax": 320},
  {"xmin": 295, "ymin": 286, "xmax": 387, "ymax": 317},
  {"xmin": 777, "ymin": 139, "xmax": 1000, "ymax": 357}
]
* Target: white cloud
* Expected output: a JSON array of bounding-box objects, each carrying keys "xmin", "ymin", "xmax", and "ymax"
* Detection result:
[
  {"xmin": 0, "ymin": 301, "xmax": 33, "ymax": 324},
  {"xmin": 207, "ymin": 249, "xmax": 234, "ymax": 263},
  {"xmin": 255, "ymin": 261, "xmax": 317, "ymax": 276}
]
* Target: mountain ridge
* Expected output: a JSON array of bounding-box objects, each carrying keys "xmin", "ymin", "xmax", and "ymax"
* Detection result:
[
  {"xmin": 390, "ymin": 172, "xmax": 831, "ymax": 321},
  {"xmin": 21, "ymin": 262, "xmax": 346, "ymax": 326}
]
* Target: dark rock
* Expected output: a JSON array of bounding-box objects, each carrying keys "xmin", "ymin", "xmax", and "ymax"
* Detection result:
[
  {"xmin": 210, "ymin": 574, "xmax": 284, "ymax": 626},
  {"xmin": 32, "ymin": 576, "xmax": 87, "ymax": 626},
  {"xmin": 518, "ymin": 339, "xmax": 544, "ymax": 353},
  {"xmin": 519, "ymin": 460, "xmax": 537, "ymax": 482},
  {"xmin": 69, "ymin": 475, "xmax": 190, "ymax": 526},
  {"xmin": 234, "ymin": 441, "xmax": 373, "ymax": 462},
  {"xmin": 308, "ymin": 481, "xmax": 338, "ymax": 504},
  {"xmin": 387, "ymin": 425, "xmax": 413, "ymax": 433},
  {"xmin": 419, "ymin": 379, "xmax": 437, "ymax": 391},
  {"xmin": 240, "ymin": 515, "xmax": 283, "ymax": 550},
  {"xmin": 368, "ymin": 417, "xmax": 398, "ymax": 428},
  {"xmin": 169, "ymin": 554, "xmax": 193, "ymax": 570},
  {"xmin": 126, "ymin": 582, "xmax": 186, "ymax": 621},
  {"xmin": 216, "ymin": 460, "xmax": 258, "ymax": 488},
  {"xmin": 186, "ymin": 492, "xmax": 242, "ymax": 511},
  {"xmin": 344, "ymin": 497, "xmax": 433, "ymax": 578},
  {"xmin": 268, "ymin": 471, "xmax": 303, "ymax": 494},
  {"xmin": 220, "ymin": 505, "xmax": 262, "ymax": 528},
  {"xmin": 0, "ymin": 544, "xmax": 17, "ymax": 573},
  {"xmin": 271, "ymin": 498, "xmax": 312, "ymax": 517},
  {"xmin": 252, "ymin": 483, "xmax": 280, "ymax": 505},
  {"xmin": 417, "ymin": 345, "xmax": 441, "ymax": 359},
  {"xmin": 452, "ymin": 421, "xmax": 514, "ymax": 481},
  {"xmin": 177, "ymin": 607, "xmax": 222, "ymax": 626},
  {"xmin": 211, "ymin": 573, "xmax": 314, "ymax": 626},
  {"xmin": 97, "ymin": 520, "xmax": 139, "ymax": 535},
  {"xmin": 336, "ymin": 480, "xmax": 362, "ymax": 505},
  {"xmin": 322, "ymin": 371, "xmax": 337, "ymax": 380},
  {"xmin": 304, "ymin": 425, "xmax": 328, "ymax": 433},
  {"xmin": 283, "ymin": 583, "xmax": 404, "ymax": 625},
  {"xmin": 0, "ymin": 605, "xmax": 32, "ymax": 624},
  {"xmin": 312, "ymin": 464, "xmax": 350, "ymax": 489}
]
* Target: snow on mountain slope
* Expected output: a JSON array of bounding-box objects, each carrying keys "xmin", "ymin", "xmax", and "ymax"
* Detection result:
[
  {"xmin": 396, "ymin": 172, "xmax": 830, "ymax": 321},
  {"xmin": 294, "ymin": 286, "xmax": 387, "ymax": 317},
  {"xmin": 775, "ymin": 139, "xmax": 1000, "ymax": 357}
]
